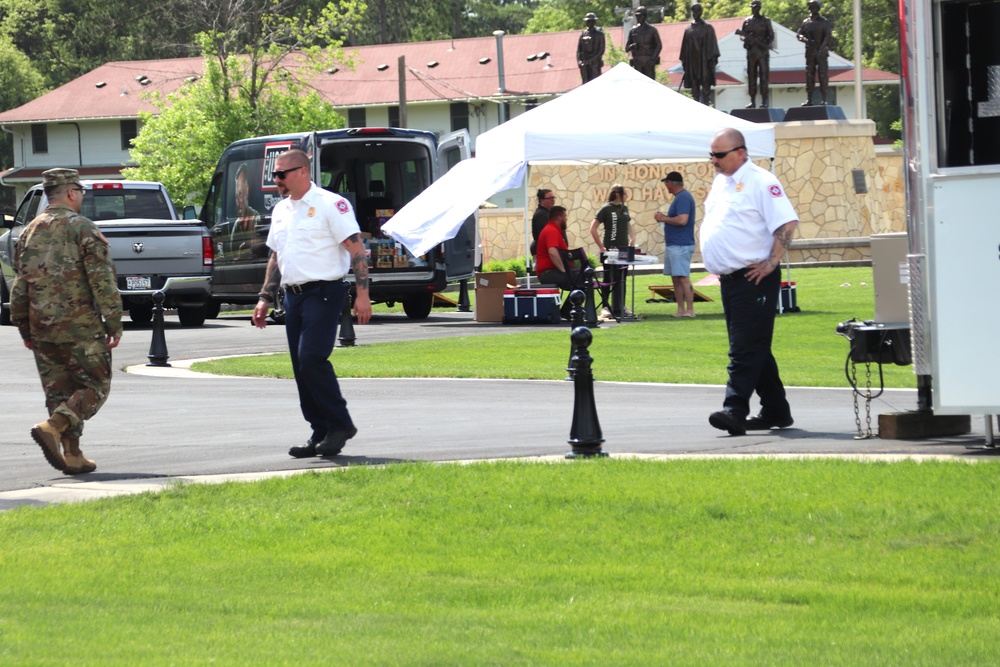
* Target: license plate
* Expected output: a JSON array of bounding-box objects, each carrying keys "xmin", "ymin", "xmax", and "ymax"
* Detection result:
[{"xmin": 125, "ymin": 276, "xmax": 151, "ymax": 290}]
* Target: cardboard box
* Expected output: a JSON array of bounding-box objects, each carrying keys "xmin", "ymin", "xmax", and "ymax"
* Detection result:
[{"xmin": 474, "ymin": 271, "xmax": 517, "ymax": 322}]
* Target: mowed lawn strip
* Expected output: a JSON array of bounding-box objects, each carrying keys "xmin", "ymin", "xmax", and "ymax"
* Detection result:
[
  {"xmin": 195, "ymin": 266, "xmax": 916, "ymax": 388},
  {"xmin": 2, "ymin": 460, "xmax": 998, "ymax": 664}
]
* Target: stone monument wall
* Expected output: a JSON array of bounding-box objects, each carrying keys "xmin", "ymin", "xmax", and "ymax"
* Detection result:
[{"xmin": 477, "ymin": 119, "xmax": 906, "ymax": 267}]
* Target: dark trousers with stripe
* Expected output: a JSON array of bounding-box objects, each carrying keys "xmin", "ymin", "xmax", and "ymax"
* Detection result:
[{"xmin": 284, "ymin": 280, "xmax": 354, "ymax": 440}]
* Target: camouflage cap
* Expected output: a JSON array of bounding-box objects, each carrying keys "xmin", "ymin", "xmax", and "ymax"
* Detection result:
[{"xmin": 42, "ymin": 168, "xmax": 81, "ymax": 189}]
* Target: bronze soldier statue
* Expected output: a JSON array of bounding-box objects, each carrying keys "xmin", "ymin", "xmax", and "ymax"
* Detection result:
[
  {"xmin": 11, "ymin": 168, "xmax": 123, "ymax": 475},
  {"xmin": 625, "ymin": 6, "xmax": 662, "ymax": 80},
  {"xmin": 736, "ymin": 0, "xmax": 775, "ymax": 108},
  {"xmin": 797, "ymin": 0, "xmax": 834, "ymax": 105},
  {"xmin": 680, "ymin": 3, "xmax": 720, "ymax": 105},
  {"xmin": 577, "ymin": 12, "xmax": 606, "ymax": 84}
]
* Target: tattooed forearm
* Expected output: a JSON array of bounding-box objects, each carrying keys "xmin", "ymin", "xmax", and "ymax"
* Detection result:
[
  {"xmin": 344, "ymin": 234, "xmax": 370, "ymax": 290},
  {"xmin": 773, "ymin": 221, "xmax": 797, "ymax": 251},
  {"xmin": 261, "ymin": 251, "xmax": 282, "ymax": 296},
  {"xmin": 351, "ymin": 251, "xmax": 369, "ymax": 290}
]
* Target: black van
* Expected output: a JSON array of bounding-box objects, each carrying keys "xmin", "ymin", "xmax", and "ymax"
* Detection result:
[{"xmin": 199, "ymin": 127, "xmax": 477, "ymax": 319}]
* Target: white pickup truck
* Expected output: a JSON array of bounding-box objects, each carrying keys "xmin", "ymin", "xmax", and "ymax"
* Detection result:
[{"xmin": 0, "ymin": 180, "xmax": 213, "ymax": 327}]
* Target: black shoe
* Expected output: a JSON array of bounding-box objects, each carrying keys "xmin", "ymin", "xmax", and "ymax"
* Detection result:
[
  {"xmin": 745, "ymin": 414, "xmax": 794, "ymax": 430},
  {"xmin": 289, "ymin": 436, "xmax": 322, "ymax": 459},
  {"xmin": 709, "ymin": 410, "xmax": 747, "ymax": 436},
  {"xmin": 316, "ymin": 426, "xmax": 358, "ymax": 457}
]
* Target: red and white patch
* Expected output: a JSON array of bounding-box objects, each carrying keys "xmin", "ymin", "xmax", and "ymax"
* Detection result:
[
  {"xmin": 336, "ymin": 199, "xmax": 350, "ymax": 214},
  {"xmin": 769, "ymin": 185, "xmax": 783, "ymax": 198}
]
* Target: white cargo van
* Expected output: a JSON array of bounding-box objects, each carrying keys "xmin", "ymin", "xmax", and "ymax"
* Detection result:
[{"xmin": 200, "ymin": 127, "xmax": 477, "ymax": 319}]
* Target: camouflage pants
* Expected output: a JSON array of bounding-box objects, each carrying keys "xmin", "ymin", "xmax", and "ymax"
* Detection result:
[{"xmin": 32, "ymin": 337, "xmax": 112, "ymax": 439}]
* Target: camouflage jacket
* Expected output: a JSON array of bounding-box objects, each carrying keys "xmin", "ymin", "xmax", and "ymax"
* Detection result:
[{"xmin": 10, "ymin": 204, "xmax": 123, "ymax": 343}]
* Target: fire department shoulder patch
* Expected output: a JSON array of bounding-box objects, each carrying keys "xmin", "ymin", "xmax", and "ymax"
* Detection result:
[
  {"xmin": 336, "ymin": 200, "xmax": 350, "ymax": 214},
  {"xmin": 769, "ymin": 185, "xmax": 783, "ymax": 198}
]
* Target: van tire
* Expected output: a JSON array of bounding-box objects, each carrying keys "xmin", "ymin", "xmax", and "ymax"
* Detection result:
[
  {"xmin": 402, "ymin": 293, "xmax": 434, "ymax": 320},
  {"xmin": 0, "ymin": 280, "xmax": 11, "ymax": 326},
  {"xmin": 178, "ymin": 305, "xmax": 207, "ymax": 327}
]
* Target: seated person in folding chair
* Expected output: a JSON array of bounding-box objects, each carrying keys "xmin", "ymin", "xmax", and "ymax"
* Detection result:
[
  {"xmin": 535, "ymin": 205, "xmax": 588, "ymax": 319},
  {"xmin": 589, "ymin": 184, "xmax": 635, "ymax": 319}
]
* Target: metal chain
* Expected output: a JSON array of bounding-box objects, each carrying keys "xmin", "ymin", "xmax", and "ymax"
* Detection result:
[{"xmin": 850, "ymin": 359, "xmax": 875, "ymax": 439}]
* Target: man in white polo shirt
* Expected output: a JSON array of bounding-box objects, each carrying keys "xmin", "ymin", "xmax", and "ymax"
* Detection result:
[
  {"xmin": 700, "ymin": 128, "xmax": 798, "ymax": 436},
  {"xmin": 252, "ymin": 148, "xmax": 372, "ymax": 458}
]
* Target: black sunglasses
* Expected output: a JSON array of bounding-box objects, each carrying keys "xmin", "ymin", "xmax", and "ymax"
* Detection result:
[
  {"xmin": 709, "ymin": 146, "xmax": 746, "ymax": 159},
  {"xmin": 272, "ymin": 167, "xmax": 303, "ymax": 180}
]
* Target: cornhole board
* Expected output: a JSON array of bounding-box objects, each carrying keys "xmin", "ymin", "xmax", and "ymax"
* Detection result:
[{"xmin": 647, "ymin": 285, "xmax": 714, "ymax": 302}]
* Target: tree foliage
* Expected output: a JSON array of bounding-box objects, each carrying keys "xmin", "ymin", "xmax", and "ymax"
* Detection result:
[{"xmin": 123, "ymin": 2, "xmax": 362, "ymax": 203}]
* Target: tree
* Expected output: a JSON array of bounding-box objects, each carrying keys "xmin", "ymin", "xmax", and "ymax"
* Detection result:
[
  {"xmin": 124, "ymin": 1, "xmax": 363, "ymax": 203},
  {"xmin": 0, "ymin": 0, "xmax": 197, "ymax": 87},
  {"xmin": 0, "ymin": 37, "xmax": 46, "ymax": 210}
]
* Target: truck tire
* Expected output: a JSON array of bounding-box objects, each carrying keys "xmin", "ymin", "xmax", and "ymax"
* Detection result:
[
  {"xmin": 0, "ymin": 279, "xmax": 11, "ymax": 326},
  {"xmin": 403, "ymin": 293, "xmax": 434, "ymax": 320},
  {"xmin": 178, "ymin": 305, "xmax": 207, "ymax": 327},
  {"xmin": 203, "ymin": 300, "xmax": 221, "ymax": 320},
  {"xmin": 129, "ymin": 304, "xmax": 153, "ymax": 325}
]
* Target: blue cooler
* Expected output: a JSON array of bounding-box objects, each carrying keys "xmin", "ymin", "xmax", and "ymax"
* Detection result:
[{"xmin": 503, "ymin": 289, "xmax": 562, "ymax": 324}]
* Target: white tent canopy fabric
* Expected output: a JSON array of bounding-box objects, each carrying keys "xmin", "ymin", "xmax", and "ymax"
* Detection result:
[{"xmin": 383, "ymin": 63, "xmax": 775, "ymax": 256}]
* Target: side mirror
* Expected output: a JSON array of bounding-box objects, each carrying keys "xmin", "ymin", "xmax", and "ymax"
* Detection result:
[{"xmin": 2, "ymin": 214, "xmax": 15, "ymax": 229}]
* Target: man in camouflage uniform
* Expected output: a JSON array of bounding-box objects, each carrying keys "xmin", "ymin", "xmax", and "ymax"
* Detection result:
[{"xmin": 11, "ymin": 168, "xmax": 123, "ymax": 475}]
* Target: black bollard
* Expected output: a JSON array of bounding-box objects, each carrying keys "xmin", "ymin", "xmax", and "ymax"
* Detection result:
[
  {"xmin": 565, "ymin": 290, "xmax": 586, "ymax": 380},
  {"xmin": 146, "ymin": 290, "xmax": 171, "ymax": 367},
  {"xmin": 566, "ymin": 326, "xmax": 607, "ymax": 459},
  {"xmin": 338, "ymin": 290, "xmax": 356, "ymax": 347},
  {"xmin": 582, "ymin": 267, "xmax": 599, "ymax": 328},
  {"xmin": 456, "ymin": 278, "xmax": 472, "ymax": 312}
]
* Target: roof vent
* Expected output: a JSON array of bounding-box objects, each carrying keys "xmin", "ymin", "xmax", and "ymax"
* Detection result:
[
  {"xmin": 526, "ymin": 54, "xmax": 538, "ymax": 62},
  {"xmin": 327, "ymin": 67, "xmax": 339, "ymax": 74},
  {"xmin": 479, "ymin": 57, "xmax": 492, "ymax": 65},
  {"xmin": 95, "ymin": 81, "xmax": 107, "ymax": 88},
  {"xmin": 377, "ymin": 64, "xmax": 389, "ymax": 71},
  {"xmin": 427, "ymin": 61, "xmax": 439, "ymax": 68}
]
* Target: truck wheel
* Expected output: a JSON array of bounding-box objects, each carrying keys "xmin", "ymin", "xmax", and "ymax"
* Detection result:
[
  {"xmin": 129, "ymin": 304, "xmax": 153, "ymax": 325},
  {"xmin": 403, "ymin": 293, "xmax": 434, "ymax": 320},
  {"xmin": 0, "ymin": 280, "xmax": 11, "ymax": 326},
  {"xmin": 203, "ymin": 300, "xmax": 221, "ymax": 320},
  {"xmin": 178, "ymin": 305, "xmax": 207, "ymax": 327}
]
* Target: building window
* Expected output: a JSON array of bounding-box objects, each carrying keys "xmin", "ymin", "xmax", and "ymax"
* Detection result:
[
  {"xmin": 121, "ymin": 119, "xmax": 138, "ymax": 151},
  {"xmin": 450, "ymin": 103, "xmax": 469, "ymax": 132},
  {"xmin": 31, "ymin": 125, "xmax": 48, "ymax": 154},
  {"xmin": 388, "ymin": 106, "xmax": 400, "ymax": 128},
  {"xmin": 348, "ymin": 108, "xmax": 366, "ymax": 128}
]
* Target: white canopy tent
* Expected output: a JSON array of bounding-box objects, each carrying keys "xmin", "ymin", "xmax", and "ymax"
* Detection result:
[{"xmin": 383, "ymin": 63, "xmax": 775, "ymax": 257}]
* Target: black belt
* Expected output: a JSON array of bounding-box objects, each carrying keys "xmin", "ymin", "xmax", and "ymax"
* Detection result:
[
  {"xmin": 718, "ymin": 267, "xmax": 751, "ymax": 282},
  {"xmin": 286, "ymin": 281, "xmax": 323, "ymax": 294}
]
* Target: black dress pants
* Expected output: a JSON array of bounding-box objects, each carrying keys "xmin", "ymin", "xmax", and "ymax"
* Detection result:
[{"xmin": 719, "ymin": 268, "xmax": 790, "ymax": 419}]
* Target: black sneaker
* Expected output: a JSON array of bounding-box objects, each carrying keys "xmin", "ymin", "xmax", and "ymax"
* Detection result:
[
  {"xmin": 709, "ymin": 410, "xmax": 747, "ymax": 436},
  {"xmin": 316, "ymin": 426, "xmax": 359, "ymax": 457},
  {"xmin": 745, "ymin": 414, "xmax": 794, "ymax": 430}
]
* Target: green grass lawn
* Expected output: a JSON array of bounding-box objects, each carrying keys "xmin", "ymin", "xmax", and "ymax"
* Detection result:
[
  {"xmin": 3, "ymin": 459, "xmax": 999, "ymax": 665},
  {"xmin": 197, "ymin": 266, "xmax": 916, "ymax": 389}
]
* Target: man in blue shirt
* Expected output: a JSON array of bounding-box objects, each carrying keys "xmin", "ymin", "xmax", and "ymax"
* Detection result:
[{"xmin": 655, "ymin": 171, "xmax": 697, "ymax": 317}]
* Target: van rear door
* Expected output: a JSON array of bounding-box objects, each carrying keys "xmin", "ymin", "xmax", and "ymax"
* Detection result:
[{"xmin": 437, "ymin": 130, "xmax": 476, "ymax": 281}]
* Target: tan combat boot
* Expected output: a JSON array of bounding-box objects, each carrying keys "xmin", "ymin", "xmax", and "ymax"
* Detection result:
[
  {"xmin": 31, "ymin": 413, "xmax": 70, "ymax": 472},
  {"xmin": 62, "ymin": 436, "xmax": 97, "ymax": 475}
]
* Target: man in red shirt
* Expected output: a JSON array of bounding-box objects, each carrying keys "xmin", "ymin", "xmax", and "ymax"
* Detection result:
[{"xmin": 536, "ymin": 206, "xmax": 589, "ymax": 318}]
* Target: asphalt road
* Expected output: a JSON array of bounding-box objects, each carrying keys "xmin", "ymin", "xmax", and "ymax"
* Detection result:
[{"xmin": 2, "ymin": 308, "xmax": 995, "ymax": 507}]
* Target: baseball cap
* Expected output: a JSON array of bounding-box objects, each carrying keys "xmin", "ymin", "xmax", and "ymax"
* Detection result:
[{"xmin": 661, "ymin": 171, "xmax": 684, "ymax": 185}]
